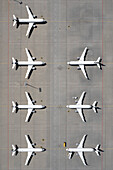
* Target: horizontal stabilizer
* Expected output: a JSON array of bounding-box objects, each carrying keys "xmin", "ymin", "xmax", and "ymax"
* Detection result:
[
  {"xmin": 12, "ymin": 58, "xmax": 18, "ymax": 69},
  {"xmin": 96, "ymin": 57, "xmax": 102, "ymax": 69},
  {"xmin": 13, "ymin": 15, "xmax": 17, "ymax": 26},
  {"xmin": 92, "ymin": 101, "xmax": 98, "ymax": 113},
  {"xmin": 12, "ymin": 145, "xmax": 18, "ymax": 156},
  {"xmin": 95, "ymin": 144, "xmax": 101, "ymax": 156},
  {"xmin": 68, "ymin": 152, "xmax": 73, "ymax": 159},
  {"xmin": 12, "ymin": 101, "xmax": 18, "ymax": 113},
  {"xmin": 13, "ymin": 15, "xmax": 19, "ymax": 28}
]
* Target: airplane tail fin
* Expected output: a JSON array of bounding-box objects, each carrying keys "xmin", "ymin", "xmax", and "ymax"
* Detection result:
[
  {"xmin": 12, "ymin": 145, "xmax": 18, "ymax": 156},
  {"xmin": 96, "ymin": 57, "xmax": 102, "ymax": 69},
  {"xmin": 12, "ymin": 101, "xmax": 18, "ymax": 113},
  {"xmin": 13, "ymin": 15, "xmax": 17, "ymax": 26},
  {"xmin": 92, "ymin": 101, "xmax": 98, "ymax": 113},
  {"xmin": 12, "ymin": 58, "xmax": 18, "ymax": 70},
  {"xmin": 95, "ymin": 144, "xmax": 101, "ymax": 156},
  {"xmin": 13, "ymin": 15, "xmax": 19, "ymax": 28}
]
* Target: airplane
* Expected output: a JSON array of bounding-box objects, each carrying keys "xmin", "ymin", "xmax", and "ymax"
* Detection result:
[
  {"xmin": 13, "ymin": 5, "xmax": 47, "ymax": 38},
  {"xmin": 66, "ymin": 134, "xmax": 102, "ymax": 166},
  {"xmin": 12, "ymin": 135, "xmax": 46, "ymax": 166},
  {"xmin": 67, "ymin": 47, "xmax": 102, "ymax": 79},
  {"xmin": 12, "ymin": 91, "xmax": 46, "ymax": 122},
  {"xmin": 66, "ymin": 91, "xmax": 99, "ymax": 122},
  {"xmin": 12, "ymin": 48, "xmax": 46, "ymax": 79}
]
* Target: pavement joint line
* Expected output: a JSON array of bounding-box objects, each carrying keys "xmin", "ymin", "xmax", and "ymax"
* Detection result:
[
  {"xmin": 7, "ymin": 0, "xmax": 10, "ymax": 170},
  {"xmin": 101, "ymin": 0, "xmax": 104, "ymax": 170}
]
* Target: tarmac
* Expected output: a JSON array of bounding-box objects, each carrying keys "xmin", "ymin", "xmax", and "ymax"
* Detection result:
[{"xmin": 0, "ymin": 0, "xmax": 113, "ymax": 170}]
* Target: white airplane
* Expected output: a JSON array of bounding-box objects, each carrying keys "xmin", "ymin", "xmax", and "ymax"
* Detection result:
[
  {"xmin": 66, "ymin": 134, "xmax": 102, "ymax": 166},
  {"xmin": 67, "ymin": 47, "xmax": 102, "ymax": 79},
  {"xmin": 13, "ymin": 5, "xmax": 47, "ymax": 38},
  {"xmin": 12, "ymin": 48, "xmax": 46, "ymax": 79},
  {"xmin": 12, "ymin": 135, "xmax": 46, "ymax": 166},
  {"xmin": 66, "ymin": 91, "xmax": 98, "ymax": 122},
  {"xmin": 12, "ymin": 91, "xmax": 46, "ymax": 122}
]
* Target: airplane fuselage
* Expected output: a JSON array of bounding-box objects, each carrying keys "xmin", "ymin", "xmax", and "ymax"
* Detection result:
[
  {"xmin": 67, "ymin": 61, "xmax": 97, "ymax": 66},
  {"xmin": 18, "ymin": 148, "xmax": 45, "ymax": 152},
  {"xmin": 18, "ymin": 61, "xmax": 46, "ymax": 66},
  {"xmin": 18, "ymin": 18, "xmax": 46, "ymax": 24},
  {"xmin": 67, "ymin": 105, "xmax": 92, "ymax": 109},
  {"xmin": 66, "ymin": 148, "xmax": 95, "ymax": 152},
  {"xmin": 18, "ymin": 105, "xmax": 46, "ymax": 109}
]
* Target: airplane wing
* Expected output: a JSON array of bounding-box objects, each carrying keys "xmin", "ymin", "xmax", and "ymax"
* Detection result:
[
  {"xmin": 77, "ymin": 91, "xmax": 86, "ymax": 105},
  {"xmin": 25, "ymin": 92, "xmax": 35, "ymax": 122},
  {"xmin": 25, "ymin": 108, "xmax": 33, "ymax": 122},
  {"xmin": 76, "ymin": 108, "xmax": 86, "ymax": 122},
  {"xmin": 77, "ymin": 135, "xmax": 88, "ymax": 165},
  {"xmin": 26, "ymin": 6, "xmax": 36, "ymax": 37},
  {"xmin": 26, "ymin": 6, "xmax": 33, "ymax": 19},
  {"xmin": 25, "ymin": 48, "xmax": 33, "ymax": 62},
  {"xmin": 78, "ymin": 151, "xmax": 88, "ymax": 166},
  {"xmin": 25, "ymin": 65, "xmax": 33, "ymax": 79},
  {"xmin": 79, "ymin": 65, "xmax": 89, "ymax": 80},
  {"xmin": 25, "ymin": 92, "xmax": 33, "ymax": 105},
  {"xmin": 25, "ymin": 135, "xmax": 33, "ymax": 148},
  {"xmin": 25, "ymin": 152, "xmax": 33, "ymax": 166},
  {"xmin": 79, "ymin": 47, "xmax": 88, "ymax": 61},
  {"xmin": 26, "ymin": 23, "xmax": 34, "ymax": 37},
  {"xmin": 77, "ymin": 135, "xmax": 87, "ymax": 149},
  {"xmin": 24, "ymin": 135, "xmax": 34, "ymax": 165}
]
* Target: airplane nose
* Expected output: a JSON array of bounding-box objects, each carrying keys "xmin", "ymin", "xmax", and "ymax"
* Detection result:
[
  {"xmin": 67, "ymin": 62, "xmax": 70, "ymax": 65},
  {"xmin": 43, "ymin": 19, "xmax": 47, "ymax": 24},
  {"xmin": 42, "ymin": 148, "xmax": 46, "ymax": 151},
  {"xmin": 66, "ymin": 105, "xmax": 69, "ymax": 108},
  {"xmin": 43, "ymin": 62, "xmax": 46, "ymax": 65}
]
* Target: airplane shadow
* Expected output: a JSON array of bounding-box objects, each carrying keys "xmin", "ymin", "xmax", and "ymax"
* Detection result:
[
  {"xmin": 79, "ymin": 135, "xmax": 88, "ymax": 165},
  {"xmin": 82, "ymin": 152, "xmax": 88, "ymax": 166},
  {"xmin": 27, "ymin": 92, "xmax": 34, "ymax": 101},
  {"xmin": 98, "ymin": 144, "xmax": 104, "ymax": 153},
  {"xmin": 28, "ymin": 7, "xmax": 47, "ymax": 25},
  {"xmin": 96, "ymin": 107, "xmax": 101, "ymax": 113},
  {"xmin": 27, "ymin": 69, "xmax": 33, "ymax": 79},
  {"xmin": 100, "ymin": 63, "xmax": 106, "ymax": 70},
  {"xmin": 82, "ymin": 135, "xmax": 87, "ymax": 148},
  {"xmin": 28, "ymin": 21, "xmax": 47, "ymax": 38},
  {"xmin": 84, "ymin": 48, "xmax": 89, "ymax": 61},
  {"xmin": 71, "ymin": 152, "xmax": 75, "ymax": 159},
  {"xmin": 27, "ymin": 49, "xmax": 33, "ymax": 58},
  {"xmin": 82, "ymin": 92, "xmax": 86, "ymax": 104},
  {"xmin": 28, "ymin": 7, "xmax": 47, "ymax": 38},
  {"xmin": 28, "ymin": 26, "xmax": 34, "ymax": 38},
  {"xmin": 27, "ymin": 135, "xmax": 35, "ymax": 146},
  {"xmin": 27, "ymin": 65, "xmax": 46, "ymax": 79},
  {"xmin": 27, "ymin": 111, "xmax": 34, "ymax": 122},
  {"xmin": 26, "ymin": 155, "xmax": 33, "ymax": 166}
]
